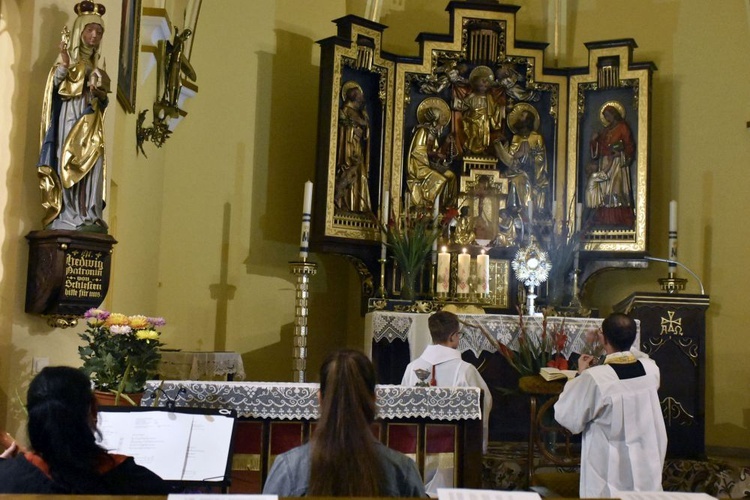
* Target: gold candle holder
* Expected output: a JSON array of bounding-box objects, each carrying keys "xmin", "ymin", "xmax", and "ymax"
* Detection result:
[{"xmin": 378, "ymin": 258, "xmax": 387, "ymax": 298}]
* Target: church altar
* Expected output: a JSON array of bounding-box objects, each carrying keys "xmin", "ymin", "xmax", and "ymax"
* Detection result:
[
  {"xmin": 366, "ymin": 310, "xmax": 640, "ymax": 364},
  {"xmin": 157, "ymin": 351, "xmax": 245, "ymax": 381},
  {"xmin": 142, "ymin": 381, "xmax": 483, "ymax": 493},
  {"xmin": 142, "ymin": 381, "xmax": 481, "ymax": 420}
]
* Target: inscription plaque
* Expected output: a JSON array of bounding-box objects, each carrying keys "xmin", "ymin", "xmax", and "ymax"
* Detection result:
[{"xmin": 26, "ymin": 230, "xmax": 117, "ymax": 327}]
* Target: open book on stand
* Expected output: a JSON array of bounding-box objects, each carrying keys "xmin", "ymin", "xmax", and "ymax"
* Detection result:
[
  {"xmin": 539, "ymin": 367, "xmax": 577, "ymax": 381},
  {"xmin": 97, "ymin": 407, "xmax": 236, "ymax": 485}
]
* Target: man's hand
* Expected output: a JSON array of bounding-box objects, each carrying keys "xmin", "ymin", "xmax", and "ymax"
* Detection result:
[{"xmin": 578, "ymin": 354, "xmax": 595, "ymax": 373}]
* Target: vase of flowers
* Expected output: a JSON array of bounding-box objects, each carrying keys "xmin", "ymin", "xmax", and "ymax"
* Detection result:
[
  {"xmin": 78, "ymin": 308, "xmax": 165, "ymax": 406},
  {"xmin": 384, "ymin": 208, "xmax": 442, "ymax": 300}
]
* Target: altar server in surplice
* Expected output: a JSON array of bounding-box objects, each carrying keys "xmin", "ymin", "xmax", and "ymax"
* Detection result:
[
  {"xmin": 401, "ymin": 311, "xmax": 492, "ymax": 496},
  {"xmin": 554, "ymin": 312, "xmax": 667, "ymax": 498}
]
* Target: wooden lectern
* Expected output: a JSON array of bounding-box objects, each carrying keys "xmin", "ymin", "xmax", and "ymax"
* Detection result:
[{"xmin": 615, "ymin": 292, "xmax": 710, "ymax": 459}]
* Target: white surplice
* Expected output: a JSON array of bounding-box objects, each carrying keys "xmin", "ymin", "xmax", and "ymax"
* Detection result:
[
  {"xmin": 402, "ymin": 344, "xmax": 493, "ymax": 497},
  {"xmin": 553, "ymin": 352, "xmax": 667, "ymax": 498}
]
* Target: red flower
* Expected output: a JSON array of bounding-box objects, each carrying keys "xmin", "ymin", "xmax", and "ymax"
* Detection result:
[
  {"xmin": 442, "ymin": 206, "xmax": 459, "ymax": 225},
  {"xmin": 547, "ymin": 356, "xmax": 569, "ymax": 370},
  {"xmin": 555, "ymin": 331, "xmax": 568, "ymax": 352}
]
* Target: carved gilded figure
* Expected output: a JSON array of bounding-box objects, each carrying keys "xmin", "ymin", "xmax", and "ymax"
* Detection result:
[
  {"xmin": 495, "ymin": 103, "xmax": 549, "ymax": 215},
  {"xmin": 585, "ymin": 102, "xmax": 635, "ymax": 227},
  {"xmin": 453, "ymin": 66, "xmax": 503, "ymax": 156},
  {"xmin": 453, "ymin": 206, "xmax": 475, "ymax": 246},
  {"xmin": 335, "ymin": 81, "xmax": 372, "ymax": 212},
  {"xmin": 37, "ymin": 1, "xmax": 110, "ymax": 232},
  {"xmin": 406, "ymin": 98, "xmax": 457, "ymax": 210}
]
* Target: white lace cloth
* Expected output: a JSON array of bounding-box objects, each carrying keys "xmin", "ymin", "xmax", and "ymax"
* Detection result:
[
  {"xmin": 365, "ymin": 311, "xmax": 639, "ymax": 360},
  {"xmin": 158, "ymin": 351, "xmax": 245, "ymax": 380},
  {"xmin": 142, "ymin": 381, "xmax": 481, "ymax": 420}
]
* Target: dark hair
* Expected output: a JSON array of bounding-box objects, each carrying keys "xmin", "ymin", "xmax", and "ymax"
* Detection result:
[
  {"xmin": 429, "ymin": 310, "xmax": 459, "ymax": 344},
  {"xmin": 26, "ymin": 366, "xmax": 110, "ymax": 492},
  {"xmin": 601, "ymin": 312, "xmax": 637, "ymax": 351},
  {"xmin": 309, "ymin": 349, "xmax": 383, "ymax": 496}
]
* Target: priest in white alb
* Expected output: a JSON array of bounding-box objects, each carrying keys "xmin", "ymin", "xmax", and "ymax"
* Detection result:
[
  {"xmin": 554, "ymin": 312, "xmax": 667, "ymax": 498},
  {"xmin": 401, "ymin": 310, "xmax": 492, "ymax": 496}
]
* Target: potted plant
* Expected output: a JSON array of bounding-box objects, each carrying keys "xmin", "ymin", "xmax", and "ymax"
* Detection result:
[{"xmin": 78, "ymin": 308, "xmax": 165, "ymax": 406}]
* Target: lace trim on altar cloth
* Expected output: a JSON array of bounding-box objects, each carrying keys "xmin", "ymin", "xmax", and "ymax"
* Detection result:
[
  {"xmin": 142, "ymin": 381, "xmax": 482, "ymax": 420},
  {"xmin": 369, "ymin": 312, "xmax": 633, "ymax": 359}
]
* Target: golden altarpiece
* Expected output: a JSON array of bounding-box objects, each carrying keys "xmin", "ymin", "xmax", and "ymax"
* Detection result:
[{"xmin": 311, "ymin": 2, "xmax": 656, "ymax": 314}]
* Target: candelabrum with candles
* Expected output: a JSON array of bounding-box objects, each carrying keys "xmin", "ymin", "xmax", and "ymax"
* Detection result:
[{"xmin": 289, "ymin": 180, "xmax": 317, "ymax": 383}]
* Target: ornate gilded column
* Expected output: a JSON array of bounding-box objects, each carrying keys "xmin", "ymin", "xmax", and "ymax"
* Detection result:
[{"xmin": 289, "ymin": 260, "xmax": 318, "ymax": 382}]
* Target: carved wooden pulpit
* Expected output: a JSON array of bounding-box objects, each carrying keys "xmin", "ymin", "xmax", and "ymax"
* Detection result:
[{"xmin": 615, "ymin": 292, "xmax": 710, "ymax": 459}]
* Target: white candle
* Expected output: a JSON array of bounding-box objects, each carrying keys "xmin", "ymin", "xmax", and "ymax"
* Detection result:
[
  {"xmin": 477, "ymin": 250, "xmax": 490, "ymax": 295},
  {"xmin": 527, "ymin": 202, "xmax": 534, "ymax": 227},
  {"xmin": 436, "ymin": 246, "xmax": 451, "ymax": 294},
  {"xmin": 381, "ymin": 190, "xmax": 390, "ymax": 261},
  {"xmin": 669, "ymin": 200, "xmax": 677, "ymax": 271},
  {"xmin": 299, "ymin": 180, "xmax": 313, "ymax": 260},
  {"xmin": 457, "ymin": 248, "xmax": 470, "ymax": 294},
  {"xmin": 575, "ymin": 202, "xmax": 582, "ymax": 232},
  {"xmin": 432, "ymin": 194, "xmax": 440, "ymax": 263}
]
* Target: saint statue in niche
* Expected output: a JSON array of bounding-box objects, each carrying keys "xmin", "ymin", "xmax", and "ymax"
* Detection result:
[
  {"xmin": 584, "ymin": 101, "xmax": 636, "ymax": 227},
  {"xmin": 495, "ymin": 103, "xmax": 550, "ymax": 217},
  {"xmin": 452, "ymin": 66, "xmax": 504, "ymax": 156},
  {"xmin": 334, "ymin": 81, "xmax": 372, "ymax": 213},
  {"xmin": 406, "ymin": 97, "xmax": 457, "ymax": 210},
  {"xmin": 37, "ymin": 1, "xmax": 110, "ymax": 232}
]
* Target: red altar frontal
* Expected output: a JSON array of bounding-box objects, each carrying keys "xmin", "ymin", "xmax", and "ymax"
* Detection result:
[{"xmin": 142, "ymin": 381, "xmax": 483, "ymax": 493}]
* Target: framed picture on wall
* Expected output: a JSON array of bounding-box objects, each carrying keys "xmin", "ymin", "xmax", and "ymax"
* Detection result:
[{"xmin": 116, "ymin": 0, "xmax": 142, "ymax": 113}]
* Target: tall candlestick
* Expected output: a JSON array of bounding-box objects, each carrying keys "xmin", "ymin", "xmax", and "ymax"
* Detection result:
[
  {"xmin": 381, "ymin": 190, "xmax": 390, "ymax": 260},
  {"xmin": 436, "ymin": 246, "xmax": 451, "ymax": 294},
  {"xmin": 299, "ymin": 181, "xmax": 313, "ymax": 260},
  {"xmin": 457, "ymin": 248, "xmax": 470, "ymax": 294},
  {"xmin": 669, "ymin": 200, "xmax": 677, "ymax": 272},
  {"xmin": 477, "ymin": 250, "xmax": 490, "ymax": 295}
]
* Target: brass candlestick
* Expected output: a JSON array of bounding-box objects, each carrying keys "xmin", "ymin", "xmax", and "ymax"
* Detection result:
[
  {"xmin": 378, "ymin": 258, "xmax": 387, "ymax": 298},
  {"xmin": 289, "ymin": 259, "xmax": 318, "ymax": 382}
]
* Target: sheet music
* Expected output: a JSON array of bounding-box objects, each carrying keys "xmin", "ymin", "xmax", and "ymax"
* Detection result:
[
  {"xmin": 438, "ymin": 488, "xmax": 542, "ymax": 500},
  {"xmin": 97, "ymin": 410, "xmax": 234, "ymax": 482},
  {"xmin": 181, "ymin": 413, "xmax": 235, "ymax": 481}
]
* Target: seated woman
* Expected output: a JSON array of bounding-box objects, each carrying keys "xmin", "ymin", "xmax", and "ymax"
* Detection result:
[
  {"xmin": 263, "ymin": 349, "xmax": 426, "ymax": 497},
  {"xmin": 0, "ymin": 366, "xmax": 170, "ymax": 494}
]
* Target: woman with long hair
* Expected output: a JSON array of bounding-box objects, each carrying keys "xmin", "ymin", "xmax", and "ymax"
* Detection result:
[
  {"xmin": 0, "ymin": 366, "xmax": 169, "ymax": 494},
  {"xmin": 263, "ymin": 349, "xmax": 425, "ymax": 497}
]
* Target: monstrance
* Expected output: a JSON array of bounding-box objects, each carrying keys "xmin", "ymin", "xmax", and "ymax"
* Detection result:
[{"xmin": 511, "ymin": 237, "xmax": 551, "ymax": 315}]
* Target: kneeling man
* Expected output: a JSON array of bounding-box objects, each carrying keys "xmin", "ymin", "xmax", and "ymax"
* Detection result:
[{"xmin": 554, "ymin": 312, "xmax": 667, "ymax": 498}]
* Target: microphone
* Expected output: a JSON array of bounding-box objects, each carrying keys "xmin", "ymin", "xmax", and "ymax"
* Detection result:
[{"xmin": 643, "ymin": 256, "xmax": 705, "ymax": 295}]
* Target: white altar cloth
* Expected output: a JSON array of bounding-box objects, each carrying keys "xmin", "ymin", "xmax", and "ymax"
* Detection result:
[
  {"xmin": 365, "ymin": 311, "xmax": 639, "ymax": 361},
  {"xmin": 158, "ymin": 350, "xmax": 245, "ymax": 380},
  {"xmin": 143, "ymin": 381, "xmax": 482, "ymax": 421}
]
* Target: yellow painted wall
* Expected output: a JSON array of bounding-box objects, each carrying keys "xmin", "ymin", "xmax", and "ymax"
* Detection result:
[{"xmin": 1, "ymin": 0, "xmax": 748, "ymax": 452}]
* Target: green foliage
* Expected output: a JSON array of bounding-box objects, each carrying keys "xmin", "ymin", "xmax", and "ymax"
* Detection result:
[{"xmin": 386, "ymin": 210, "xmax": 441, "ymax": 276}]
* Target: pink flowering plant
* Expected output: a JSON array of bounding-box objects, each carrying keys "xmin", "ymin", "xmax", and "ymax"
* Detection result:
[{"xmin": 78, "ymin": 308, "xmax": 166, "ymax": 398}]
